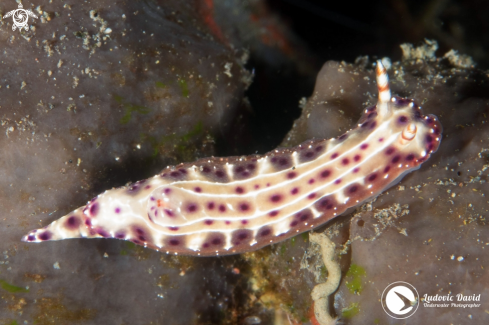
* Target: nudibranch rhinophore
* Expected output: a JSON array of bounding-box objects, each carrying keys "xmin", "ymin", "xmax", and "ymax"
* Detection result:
[{"xmin": 22, "ymin": 61, "xmax": 442, "ymax": 256}]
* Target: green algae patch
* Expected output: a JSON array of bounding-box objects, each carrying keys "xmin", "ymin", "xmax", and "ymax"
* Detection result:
[
  {"xmin": 178, "ymin": 79, "xmax": 189, "ymax": 98},
  {"xmin": 155, "ymin": 81, "xmax": 167, "ymax": 88},
  {"xmin": 0, "ymin": 279, "xmax": 28, "ymax": 293},
  {"xmin": 113, "ymin": 94, "xmax": 151, "ymax": 124},
  {"xmin": 345, "ymin": 264, "xmax": 366, "ymax": 294},
  {"xmin": 341, "ymin": 303, "xmax": 359, "ymax": 318},
  {"xmin": 140, "ymin": 121, "xmax": 204, "ymax": 157}
]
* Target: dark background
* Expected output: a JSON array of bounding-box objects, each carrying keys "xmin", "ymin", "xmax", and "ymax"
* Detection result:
[{"xmin": 236, "ymin": 0, "xmax": 488, "ymax": 156}]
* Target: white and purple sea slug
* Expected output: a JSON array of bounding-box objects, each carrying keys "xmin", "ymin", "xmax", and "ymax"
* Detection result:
[{"xmin": 22, "ymin": 61, "xmax": 442, "ymax": 256}]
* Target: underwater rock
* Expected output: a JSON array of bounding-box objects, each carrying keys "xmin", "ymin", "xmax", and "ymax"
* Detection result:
[
  {"xmin": 0, "ymin": 0, "xmax": 252, "ymax": 323},
  {"xmin": 332, "ymin": 59, "xmax": 489, "ymax": 324},
  {"xmin": 275, "ymin": 51, "xmax": 489, "ymax": 323}
]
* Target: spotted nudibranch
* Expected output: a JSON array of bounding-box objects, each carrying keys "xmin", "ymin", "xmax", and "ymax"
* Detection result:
[{"xmin": 22, "ymin": 61, "xmax": 442, "ymax": 256}]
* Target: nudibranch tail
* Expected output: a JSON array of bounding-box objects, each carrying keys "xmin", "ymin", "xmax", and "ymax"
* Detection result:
[{"xmin": 22, "ymin": 60, "xmax": 442, "ymax": 256}]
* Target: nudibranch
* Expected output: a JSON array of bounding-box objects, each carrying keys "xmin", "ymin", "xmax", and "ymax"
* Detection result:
[{"xmin": 22, "ymin": 61, "xmax": 442, "ymax": 256}]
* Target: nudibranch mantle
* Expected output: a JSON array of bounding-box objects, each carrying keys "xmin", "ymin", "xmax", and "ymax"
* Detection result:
[{"xmin": 22, "ymin": 61, "xmax": 442, "ymax": 256}]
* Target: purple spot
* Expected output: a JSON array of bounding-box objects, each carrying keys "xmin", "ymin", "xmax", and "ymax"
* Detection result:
[
  {"xmin": 115, "ymin": 208, "xmax": 121, "ymax": 214},
  {"xmin": 85, "ymin": 219, "xmax": 92, "ymax": 227},
  {"xmin": 368, "ymin": 174, "xmax": 377, "ymax": 182},
  {"xmin": 127, "ymin": 184, "xmax": 140, "ymax": 193},
  {"xmin": 369, "ymin": 121, "xmax": 377, "ymax": 129},
  {"xmin": 331, "ymin": 153, "xmax": 339, "ymax": 159},
  {"xmin": 315, "ymin": 145, "xmax": 323, "ymax": 152},
  {"xmin": 320, "ymin": 170, "xmax": 331, "ymax": 178},
  {"xmin": 145, "ymin": 185, "xmax": 151, "ymax": 190},
  {"xmin": 368, "ymin": 112, "xmax": 377, "ymax": 119},
  {"xmin": 204, "ymin": 220, "xmax": 213, "ymax": 225},
  {"xmin": 290, "ymin": 220, "xmax": 298, "ymax": 227},
  {"xmin": 259, "ymin": 228, "xmax": 271, "ymax": 237},
  {"xmin": 308, "ymin": 193, "xmax": 316, "ymax": 199},
  {"xmin": 426, "ymin": 117, "xmax": 433, "ymax": 124},
  {"xmin": 361, "ymin": 121, "xmax": 369, "ymax": 128},
  {"xmin": 203, "ymin": 243, "xmax": 209, "ymax": 248},
  {"xmin": 379, "ymin": 138, "xmax": 384, "ymax": 142},
  {"xmin": 164, "ymin": 188, "xmax": 171, "ymax": 194},
  {"xmin": 219, "ymin": 204, "xmax": 226, "ymax": 212},
  {"xmin": 115, "ymin": 231, "xmax": 126, "ymax": 239},
  {"xmin": 318, "ymin": 198, "xmax": 334, "ymax": 210},
  {"xmin": 342, "ymin": 158, "xmax": 349, "ymax": 165},
  {"xmin": 225, "ymin": 221, "xmax": 231, "ymax": 225},
  {"xmin": 353, "ymin": 167, "xmax": 360, "ymax": 173},
  {"xmin": 349, "ymin": 186, "xmax": 358, "ymax": 193},
  {"xmin": 202, "ymin": 166, "xmax": 211, "ymax": 173},
  {"xmin": 308, "ymin": 178, "xmax": 315, "ymax": 184},
  {"xmin": 215, "ymin": 170, "xmax": 225, "ymax": 178},
  {"xmin": 236, "ymin": 166, "xmax": 244, "ymax": 173},
  {"xmin": 97, "ymin": 229, "xmax": 109, "ymax": 238},
  {"xmin": 426, "ymin": 135, "xmax": 433, "ymax": 143},
  {"xmin": 384, "ymin": 166, "xmax": 391, "ymax": 173},
  {"xmin": 66, "ymin": 216, "xmax": 80, "ymax": 229},
  {"xmin": 194, "ymin": 187, "xmax": 202, "ymax": 193},
  {"xmin": 287, "ymin": 172, "xmax": 297, "ymax": 179},
  {"xmin": 170, "ymin": 171, "xmax": 180, "ymax": 178},
  {"xmin": 334, "ymin": 179, "xmax": 342, "ymax": 184},
  {"xmin": 39, "ymin": 231, "xmax": 52, "ymax": 241},
  {"xmin": 392, "ymin": 155, "xmax": 401, "ymax": 163},
  {"xmin": 27, "ymin": 235, "xmax": 35, "ymax": 241},
  {"xmin": 89, "ymin": 202, "xmax": 99, "ymax": 217},
  {"xmin": 168, "ymin": 227, "xmax": 179, "ymax": 231},
  {"xmin": 169, "ymin": 239, "xmax": 180, "ymax": 246},
  {"xmin": 299, "ymin": 213, "xmax": 309, "ymax": 221},
  {"xmin": 239, "ymin": 203, "xmax": 250, "ymax": 211},
  {"xmin": 164, "ymin": 209, "xmax": 174, "ymax": 217},
  {"xmin": 179, "ymin": 169, "xmax": 187, "ymax": 174},
  {"xmin": 235, "ymin": 186, "xmax": 245, "ymax": 194},
  {"xmin": 187, "ymin": 203, "xmax": 198, "ymax": 213},
  {"xmin": 353, "ymin": 155, "xmax": 361, "ymax": 162},
  {"xmin": 231, "ymin": 230, "xmax": 252, "ymax": 245},
  {"xmin": 338, "ymin": 134, "xmax": 348, "ymax": 141},
  {"xmin": 406, "ymin": 154, "xmax": 415, "ymax": 161},
  {"xmin": 386, "ymin": 147, "xmax": 395, "ymax": 155},
  {"xmin": 207, "ymin": 202, "xmax": 215, "ymax": 210},
  {"xmin": 291, "ymin": 188, "xmax": 299, "ymax": 195},
  {"xmin": 254, "ymin": 184, "xmax": 260, "ymax": 189},
  {"xmin": 360, "ymin": 143, "xmax": 369, "ymax": 150},
  {"xmin": 269, "ymin": 210, "xmax": 279, "ymax": 217},
  {"xmin": 241, "ymin": 220, "xmax": 248, "ymax": 225},
  {"xmin": 399, "ymin": 116, "xmax": 408, "ymax": 123},
  {"xmin": 270, "ymin": 194, "xmax": 282, "ymax": 203},
  {"xmin": 211, "ymin": 238, "xmax": 222, "ymax": 246},
  {"xmin": 305, "ymin": 151, "xmax": 314, "ymax": 158},
  {"xmin": 247, "ymin": 164, "xmax": 256, "ymax": 170}
]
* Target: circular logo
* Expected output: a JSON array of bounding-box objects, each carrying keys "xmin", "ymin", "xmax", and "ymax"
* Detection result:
[{"xmin": 381, "ymin": 281, "xmax": 419, "ymax": 319}]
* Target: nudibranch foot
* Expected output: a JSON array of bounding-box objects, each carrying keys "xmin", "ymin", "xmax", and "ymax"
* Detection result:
[{"xmin": 22, "ymin": 61, "xmax": 442, "ymax": 256}]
